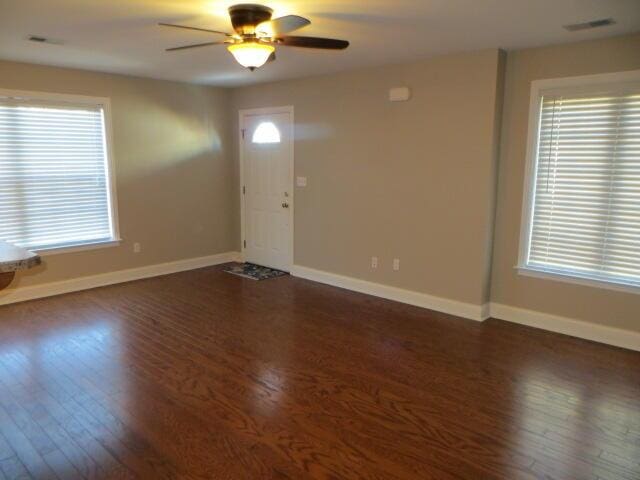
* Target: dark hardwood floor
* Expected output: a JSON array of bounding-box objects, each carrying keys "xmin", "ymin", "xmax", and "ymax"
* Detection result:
[{"xmin": 0, "ymin": 265, "xmax": 638, "ymax": 479}]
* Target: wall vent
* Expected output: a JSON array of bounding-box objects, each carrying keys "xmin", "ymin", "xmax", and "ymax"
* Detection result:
[{"xmin": 563, "ymin": 18, "xmax": 615, "ymax": 32}]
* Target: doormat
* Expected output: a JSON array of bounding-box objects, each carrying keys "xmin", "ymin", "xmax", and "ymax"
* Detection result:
[{"xmin": 223, "ymin": 263, "xmax": 288, "ymax": 281}]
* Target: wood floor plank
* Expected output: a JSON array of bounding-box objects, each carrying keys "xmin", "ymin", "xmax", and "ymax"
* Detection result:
[
  {"xmin": 0, "ymin": 405, "xmax": 59, "ymax": 479},
  {"xmin": 0, "ymin": 264, "xmax": 639, "ymax": 479},
  {"xmin": 0, "ymin": 455, "xmax": 32, "ymax": 480}
]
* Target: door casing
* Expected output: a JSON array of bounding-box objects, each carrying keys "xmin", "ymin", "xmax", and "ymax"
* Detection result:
[{"xmin": 239, "ymin": 105, "xmax": 294, "ymax": 270}]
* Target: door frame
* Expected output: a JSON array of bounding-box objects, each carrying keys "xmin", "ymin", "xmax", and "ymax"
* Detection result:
[{"xmin": 238, "ymin": 105, "xmax": 295, "ymax": 270}]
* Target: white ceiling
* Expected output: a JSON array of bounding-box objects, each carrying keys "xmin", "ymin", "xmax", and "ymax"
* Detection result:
[{"xmin": 1, "ymin": 0, "xmax": 639, "ymax": 87}]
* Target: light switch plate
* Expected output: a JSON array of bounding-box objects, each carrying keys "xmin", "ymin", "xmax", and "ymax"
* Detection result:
[{"xmin": 296, "ymin": 176, "xmax": 307, "ymax": 187}]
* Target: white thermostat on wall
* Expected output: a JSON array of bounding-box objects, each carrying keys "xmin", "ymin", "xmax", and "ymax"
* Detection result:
[
  {"xmin": 296, "ymin": 176, "xmax": 308, "ymax": 187},
  {"xmin": 389, "ymin": 87, "xmax": 411, "ymax": 102}
]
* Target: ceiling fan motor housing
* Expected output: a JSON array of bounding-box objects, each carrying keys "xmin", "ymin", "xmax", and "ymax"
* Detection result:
[
  {"xmin": 229, "ymin": 4, "xmax": 273, "ymax": 35},
  {"xmin": 161, "ymin": 4, "xmax": 348, "ymax": 70}
]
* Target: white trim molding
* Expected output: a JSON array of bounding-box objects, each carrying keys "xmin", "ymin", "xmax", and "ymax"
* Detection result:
[
  {"xmin": 290, "ymin": 264, "xmax": 640, "ymax": 351},
  {"xmin": 36, "ymin": 239, "xmax": 122, "ymax": 257},
  {"xmin": 0, "ymin": 251, "xmax": 241, "ymax": 306},
  {"xmin": 3, "ymin": 254, "xmax": 637, "ymax": 352},
  {"xmin": 239, "ymin": 106, "xmax": 295, "ymax": 272},
  {"xmin": 516, "ymin": 70, "xmax": 640, "ymax": 295},
  {"xmin": 517, "ymin": 265, "xmax": 640, "ymax": 296},
  {"xmin": 291, "ymin": 265, "xmax": 489, "ymax": 321},
  {"xmin": 490, "ymin": 303, "xmax": 640, "ymax": 352},
  {"xmin": 0, "ymin": 88, "xmax": 121, "ymax": 253}
]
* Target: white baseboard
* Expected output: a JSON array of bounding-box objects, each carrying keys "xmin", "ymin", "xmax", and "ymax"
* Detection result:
[
  {"xmin": 490, "ymin": 303, "xmax": 640, "ymax": 352},
  {"xmin": 0, "ymin": 251, "xmax": 241, "ymax": 306},
  {"xmin": 4, "ymin": 254, "xmax": 637, "ymax": 352},
  {"xmin": 290, "ymin": 265, "xmax": 640, "ymax": 351},
  {"xmin": 291, "ymin": 265, "xmax": 488, "ymax": 321}
]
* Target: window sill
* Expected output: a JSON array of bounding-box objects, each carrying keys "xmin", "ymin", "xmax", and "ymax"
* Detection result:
[
  {"xmin": 516, "ymin": 265, "xmax": 640, "ymax": 295},
  {"xmin": 35, "ymin": 239, "xmax": 122, "ymax": 257}
]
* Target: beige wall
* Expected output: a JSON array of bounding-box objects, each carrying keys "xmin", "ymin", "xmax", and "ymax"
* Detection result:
[
  {"xmin": 0, "ymin": 60, "xmax": 236, "ymax": 289},
  {"xmin": 491, "ymin": 33, "xmax": 640, "ymax": 332},
  {"xmin": 231, "ymin": 49, "xmax": 505, "ymax": 306},
  {"xmin": 2, "ymin": 32, "xmax": 637, "ymax": 334}
]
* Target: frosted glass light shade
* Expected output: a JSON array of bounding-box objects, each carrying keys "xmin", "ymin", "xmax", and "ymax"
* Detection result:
[{"xmin": 227, "ymin": 43, "xmax": 275, "ymax": 69}]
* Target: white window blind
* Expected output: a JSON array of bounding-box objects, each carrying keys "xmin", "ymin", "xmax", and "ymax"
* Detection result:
[
  {"xmin": 0, "ymin": 95, "xmax": 117, "ymax": 251},
  {"xmin": 523, "ymin": 84, "xmax": 640, "ymax": 288}
]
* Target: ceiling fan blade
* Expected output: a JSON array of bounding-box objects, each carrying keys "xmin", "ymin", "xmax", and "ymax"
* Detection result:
[
  {"xmin": 166, "ymin": 41, "xmax": 225, "ymax": 52},
  {"xmin": 276, "ymin": 36, "xmax": 349, "ymax": 50},
  {"xmin": 159, "ymin": 23, "xmax": 231, "ymax": 36},
  {"xmin": 257, "ymin": 15, "xmax": 310, "ymax": 36}
]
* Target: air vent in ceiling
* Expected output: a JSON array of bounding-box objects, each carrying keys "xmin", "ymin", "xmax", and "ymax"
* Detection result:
[
  {"xmin": 27, "ymin": 35, "xmax": 64, "ymax": 45},
  {"xmin": 563, "ymin": 18, "xmax": 616, "ymax": 32}
]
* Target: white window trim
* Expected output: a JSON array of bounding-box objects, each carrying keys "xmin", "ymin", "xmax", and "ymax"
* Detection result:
[
  {"xmin": 0, "ymin": 88, "xmax": 121, "ymax": 255},
  {"xmin": 36, "ymin": 239, "xmax": 122, "ymax": 257},
  {"xmin": 517, "ymin": 69, "xmax": 640, "ymax": 294}
]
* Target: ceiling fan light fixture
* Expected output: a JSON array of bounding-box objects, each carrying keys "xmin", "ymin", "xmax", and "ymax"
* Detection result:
[
  {"xmin": 161, "ymin": 4, "xmax": 349, "ymax": 68},
  {"xmin": 227, "ymin": 42, "xmax": 274, "ymax": 70}
]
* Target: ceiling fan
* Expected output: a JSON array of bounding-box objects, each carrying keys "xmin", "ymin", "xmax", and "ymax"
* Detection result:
[{"xmin": 160, "ymin": 3, "xmax": 349, "ymax": 71}]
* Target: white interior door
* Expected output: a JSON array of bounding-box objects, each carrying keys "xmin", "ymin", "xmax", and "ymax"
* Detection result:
[{"xmin": 241, "ymin": 109, "xmax": 293, "ymax": 271}]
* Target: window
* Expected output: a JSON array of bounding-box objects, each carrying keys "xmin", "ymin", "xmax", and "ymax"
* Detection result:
[
  {"xmin": 519, "ymin": 71, "xmax": 640, "ymax": 292},
  {"xmin": 252, "ymin": 122, "xmax": 281, "ymax": 144},
  {"xmin": 0, "ymin": 90, "xmax": 119, "ymax": 253}
]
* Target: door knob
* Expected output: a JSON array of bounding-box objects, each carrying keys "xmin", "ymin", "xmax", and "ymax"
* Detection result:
[{"xmin": 282, "ymin": 202, "xmax": 290, "ymax": 208}]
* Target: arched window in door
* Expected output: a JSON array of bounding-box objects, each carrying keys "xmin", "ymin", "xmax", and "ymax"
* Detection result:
[{"xmin": 252, "ymin": 122, "xmax": 281, "ymax": 144}]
